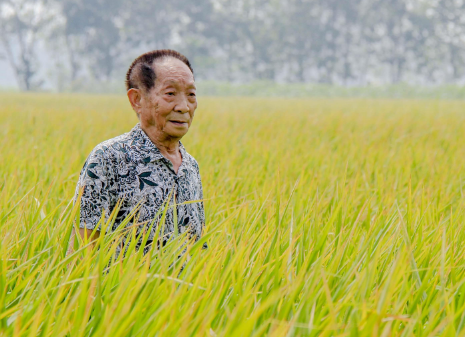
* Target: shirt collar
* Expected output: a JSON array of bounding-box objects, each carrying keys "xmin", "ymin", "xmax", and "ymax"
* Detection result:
[{"xmin": 129, "ymin": 123, "xmax": 187, "ymax": 165}]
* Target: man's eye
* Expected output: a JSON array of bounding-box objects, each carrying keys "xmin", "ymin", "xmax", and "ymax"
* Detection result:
[
  {"xmin": 166, "ymin": 92, "xmax": 175, "ymax": 96},
  {"xmin": 189, "ymin": 93, "xmax": 196, "ymax": 97}
]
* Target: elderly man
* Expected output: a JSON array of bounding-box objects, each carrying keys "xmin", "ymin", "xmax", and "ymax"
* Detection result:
[{"xmin": 69, "ymin": 49, "xmax": 205, "ymax": 256}]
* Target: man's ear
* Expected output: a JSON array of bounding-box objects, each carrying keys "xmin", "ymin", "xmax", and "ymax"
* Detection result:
[{"xmin": 127, "ymin": 88, "xmax": 143, "ymax": 115}]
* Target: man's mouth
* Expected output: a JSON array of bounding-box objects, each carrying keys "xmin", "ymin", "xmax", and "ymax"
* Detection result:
[{"xmin": 170, "ymin": 120, "xmax": 187, "ymax": 125}]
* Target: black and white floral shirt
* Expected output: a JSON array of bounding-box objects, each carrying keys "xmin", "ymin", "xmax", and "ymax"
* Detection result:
[{"xmin": 74, "ymin": 123, "xmax": 205, "ymax": 253}]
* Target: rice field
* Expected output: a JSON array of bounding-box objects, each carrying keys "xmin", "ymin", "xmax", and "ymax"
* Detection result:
[{"xmin": 2, "ymin": 93, "xmax": 465, "ymax": 336}]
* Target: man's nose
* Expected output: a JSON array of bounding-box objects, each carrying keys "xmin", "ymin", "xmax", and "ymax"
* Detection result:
[{"xmin": 175, "ymin": 95, "xmax": 190, "ymax": 113}]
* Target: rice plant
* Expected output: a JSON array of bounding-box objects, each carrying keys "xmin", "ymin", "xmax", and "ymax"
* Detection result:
[{"xmin": 1, "ymin": 93, "xmax": 465, "ymax": 336}]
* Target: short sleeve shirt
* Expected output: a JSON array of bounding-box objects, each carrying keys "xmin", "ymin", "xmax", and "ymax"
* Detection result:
[{"xmin": 74, "ymin": 123, "xmax": 205, "ymax": 252}]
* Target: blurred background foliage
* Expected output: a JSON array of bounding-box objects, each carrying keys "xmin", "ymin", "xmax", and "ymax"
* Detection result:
[{"xmin": 2, "ymin": 0, "xmax": 465, "ymax": 95}]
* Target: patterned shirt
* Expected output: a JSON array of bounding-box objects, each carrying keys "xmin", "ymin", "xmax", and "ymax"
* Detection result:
[{"xmin": 74, "ymin": 123, "xmax": 205, "ymax": 253}]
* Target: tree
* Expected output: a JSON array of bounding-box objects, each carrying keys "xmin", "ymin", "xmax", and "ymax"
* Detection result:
[
  {"xmin": 432, "ymin": 0, "xmax": 465, "ymax": 82},
  {"xmin": 0, "ymin": 0, "xmax": 57, "ymax": 90},
  {"xmin": 59, "ymin": 0, "xmax": 124, "ymax": 82}
]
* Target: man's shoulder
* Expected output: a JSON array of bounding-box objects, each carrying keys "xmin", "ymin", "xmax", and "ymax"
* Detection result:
[{"xmin": 87, "ymin": 130, "xmax": 133, "ymax": 162}]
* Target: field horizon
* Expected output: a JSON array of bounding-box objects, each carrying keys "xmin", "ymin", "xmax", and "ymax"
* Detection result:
[{"xmin": 5, "ymin": 82, "xmax": 465, "ymax": 100}]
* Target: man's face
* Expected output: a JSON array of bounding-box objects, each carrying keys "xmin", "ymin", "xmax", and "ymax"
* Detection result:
[{"xmin": 137, "ymin": 58, "xmax": 197, "ymax": 140}]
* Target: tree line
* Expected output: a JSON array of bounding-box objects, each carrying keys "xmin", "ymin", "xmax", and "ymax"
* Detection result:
[{"xmin": 1, "ymin": 0, "xmax": 464, "ymax": 91}]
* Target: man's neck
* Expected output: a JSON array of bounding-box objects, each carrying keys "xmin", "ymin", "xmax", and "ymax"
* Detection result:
[{"xmin": 141, "ymin": 125, "xmax": 182, "ymax": 167}]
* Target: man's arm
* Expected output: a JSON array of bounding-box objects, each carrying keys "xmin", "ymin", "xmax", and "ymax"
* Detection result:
[
  {"xmin": 66, "ymin": 227, "xmax": 101, "ymax": 256},
  {"xmin": 195, "ymin": 161, "xmax": 207, "ymax": 249},
  {"xmin": 69, "ymin": 146, "xmax": 114, "ymax": 256}
]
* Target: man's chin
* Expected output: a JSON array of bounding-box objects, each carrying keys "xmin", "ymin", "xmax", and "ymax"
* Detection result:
[{"xmin": 165, "ymin": 128, "xmax": 188, "ymax": 139}]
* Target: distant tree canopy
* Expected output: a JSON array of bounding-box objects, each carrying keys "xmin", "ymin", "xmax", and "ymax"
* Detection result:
[{"xmin": 1, "ymin": 0, "xmax": 465, "ymax": 91}]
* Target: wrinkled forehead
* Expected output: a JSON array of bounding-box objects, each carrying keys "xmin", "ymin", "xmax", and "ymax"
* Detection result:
[{"xmin": 153, "ymin": 58, "xmax": 195, "ymax": 87}]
